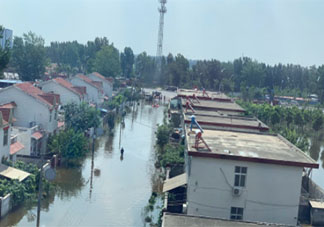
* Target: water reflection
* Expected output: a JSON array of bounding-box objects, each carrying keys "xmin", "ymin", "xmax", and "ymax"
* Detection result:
[
  {"xmin": 54, "ymin": 167, "xmax": 85, "ymax": 199},
  {"xmin": 0, "ymin": 102, "xmax": 165, "ymax": 226}
]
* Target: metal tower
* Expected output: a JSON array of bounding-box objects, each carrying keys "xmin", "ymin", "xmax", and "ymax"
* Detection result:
[{"xmin": 156, "ymin": 0, "xmax": 167, "ymax": 73}]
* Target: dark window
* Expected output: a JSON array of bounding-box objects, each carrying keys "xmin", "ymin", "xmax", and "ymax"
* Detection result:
[
  {"xmin": 3, "ymin": 129, "xmax": 8, "ymax": 146},
  {"xmin": 234, "ymin": 166, "xmax": 247, "ymax": 187},
  {"xmin": 230, "ymin": 207, "xmax": 244, "ymax": 220}
]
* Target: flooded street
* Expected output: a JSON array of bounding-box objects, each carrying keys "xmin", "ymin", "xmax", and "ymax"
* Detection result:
[{"xmin": 0, "ymin": 101, "xmax": 165, "ymax": 226}]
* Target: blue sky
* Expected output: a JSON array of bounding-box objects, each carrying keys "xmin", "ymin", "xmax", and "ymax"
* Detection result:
[{"xmin": 1, "ymin": 0, "xmax": 324, "ymax": 66}]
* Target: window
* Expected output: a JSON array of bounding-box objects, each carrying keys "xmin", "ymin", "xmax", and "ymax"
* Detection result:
[
  {"xmin": 54, "ymin": 110, "xmax": 57, "ymax": 120},
  {"xmin": 3, "ymin": 129, "xmax": 8, "ymax": 146},
  {"xmin": 230, "ymin": 207, "xmax": 243, "ymax": 220},
  {"xmin": 49, "ymin": 113, "xmax": 52, "ymax": 122},
  {"xmin": 234, "ymin": 166, "xmax": 247, "ymax": 187}
]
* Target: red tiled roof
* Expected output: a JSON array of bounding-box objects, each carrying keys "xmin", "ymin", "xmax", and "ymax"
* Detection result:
[
  {"xmin": 90, "ymin": 72, "xmax": 113, "ymax": 84},
  {"xmin": 32, "ymin": 131, "xmax": 43, "ymax": 140},
  {"xmin": 77, "ymin": 74, "xmax": 102, "ymax": 90},
  {"xmin": 0, "ymin": 108, "xmax": 10, "ymax": 124},
  {"xmin": 10, "ymin": 142, "xmax": 24, "ymax": 155},
  {"xmin": 92, "ymin": 81, "xmax": 103, "ymax": 89},
  {"xmin": 15, "ymin": 82, "xmax": 54, "ymax": 108},
  {"xmin": 54, "ymin": 78, "xmax": 83, "ymax": 98},
  {"xmin": 39, "ymin": 93, "xmax": 61, "ymax": 106},
  {"xmin": 58, "ymin": 121, "xmax": 64, "ymax": 128},
  {"xmin": 72, "ymin": 86, "xmax": 87, "ymax": 95},
  {"xmin": 0, "ymin": 102, "xmax": 17, "ymax": 109}
]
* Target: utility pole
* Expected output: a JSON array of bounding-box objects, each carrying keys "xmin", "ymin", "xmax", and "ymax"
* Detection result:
[
  {"xmin": 155, "ymin": 0, "xmax": 167, "ymax": 81},
  {"xmin": 36, "ymin": 153, "xmax": 44, "ymax": 227}
]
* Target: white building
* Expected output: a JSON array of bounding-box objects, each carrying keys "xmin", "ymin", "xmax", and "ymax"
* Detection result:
[
  {"xmin": 0, "ymin": 82, "xmax": 60, "ymax": 134},
  {"xmin": 184, "ymin": 128, "xmax": 318, "ymax": 226},
  {"xmin": 87, "ymin": 72, "xmax": 113, "ymax": 98},
  {"xmin": 70, "ymin": 74, "xmax": 104, "ymax": 105},
  {"xmin": 0, "ymin": 28, "xmax": 13, "ymax": 49},
  {"xmin": 41, "ymin": 78, "xmax": 85, "ymax": 106},
  {"xmin": 0, "ymin": 107, "xmax": 13, "ymax": 161}
]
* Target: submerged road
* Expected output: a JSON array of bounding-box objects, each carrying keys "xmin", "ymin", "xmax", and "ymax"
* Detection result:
[{"xmin": 0, "ymin": 101, "xmax": 165, "ymax": 226}]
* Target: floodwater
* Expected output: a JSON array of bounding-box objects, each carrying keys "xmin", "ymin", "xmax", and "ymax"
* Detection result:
[
  {"xmin": 0, "ymin": 101, "xmax": 165, "ymax": 226},
  {"xmin": 309, "ymin": 133, "xmax": 324, "ymax": 189}
]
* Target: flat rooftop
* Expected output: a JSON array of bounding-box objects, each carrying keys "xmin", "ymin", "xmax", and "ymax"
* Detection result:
[
  {"xmin": 181, "ymin": 99, "xmax": 245, "ymax": 113},
  {"xmin": 177, "ymin": 89, "xmax": 231, "ymax": 101},
  {"xmin": 186, "ymin": 127, "xmax": 318, "ymax": 168},
  {"xmin": 163, "ymin": 213, "xmax": 286, "ymax": 227},
  {"xmin": 184, "ymin": 114, "xmax": 269, "ymax": 132}
]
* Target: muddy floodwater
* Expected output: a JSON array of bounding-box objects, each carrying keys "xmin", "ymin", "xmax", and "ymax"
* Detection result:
[{"xmin": 0, "ymin": 101, "xmax": 164, "ymax": 226}]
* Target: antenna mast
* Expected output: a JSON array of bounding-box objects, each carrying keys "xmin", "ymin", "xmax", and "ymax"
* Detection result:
[{"xmin": 156, "ymin": 0, "xmax": 167, "ymax": 77}]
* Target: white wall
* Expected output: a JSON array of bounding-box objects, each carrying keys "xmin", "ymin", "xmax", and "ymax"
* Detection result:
[
  {"xmin": 88, "ymin": 74, "xmax": 113, "ymax": 97},
  {"xmin": 41, "ymin": 81, "xmax": 81, "ymax": 106},
  {"xmin": 0, "ymin": 193, "xmax": 11, "ymax": 218},
  {"xmin": 11, "ymin": 127, "xmax": 31, "ymax": 156},
  {"xmin": 70, "ymin": 77, "xmax": 102, "ymax": 104},
  {"xmin": 0, "ymin": 125, "xmax": 11, "ymax": 160},
  {"xmin": 187, "ymin": 156, "xmax": 302, "ymax": 226},
  {"xmin": 0, "ymin": 87, "xmax": 57, "ymax": 133}
]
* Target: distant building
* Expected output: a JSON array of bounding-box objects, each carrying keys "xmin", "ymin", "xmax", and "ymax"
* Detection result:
[
  {"xmin": 70, "ymin": 74, "xmax": 104, "ymax": 105},
  {"xmin": 0, "ymin": 82, "xmax": 60, "ymax": 134},
  {"xmin": 87, "ymin": 72, "xmax": 113, "ymax": 98},
  {"xmin": 0, "ymin": 28, "xmax": 13, "ymax": 49},
  {"xmin": 41, "ymin": 78, "xmax": 86, "ymax": 106}
]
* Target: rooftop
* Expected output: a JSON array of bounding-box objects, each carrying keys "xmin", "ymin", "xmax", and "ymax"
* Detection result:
[
  {"xmin": 88, "ymin": 72, "xmax": 113, "ymax": 83},
  {"xmin": 162, "ymin": 213, "xmax": 286, "ymax": 227},
  {"xmin": 15, "ymin": 82, "xmax": 59, "ymax": 109},
  {"xmin": 177, "ymin": 89, "xmax": 231, "ymax": 101},
  {"xmin": 54, "ymin": 78, "xmax": 83, "ymax": 97},
  {"xmin": 76, "ymin": 74, "xmax": 103, "ymax": 90},
  {"xmin": 186, "ymin": 127, "xmax": 318, "ymax": 168},
  {"xmin": 184, "ymin": 114, "xmax": 269, "ymax": 132},
  {"xmin": 0, "ymin": 164, "xmax": 30, "ymax": 182},
  {"xmin": 181, "ymin": 98, "xmax": 245, "ymax": 113}
]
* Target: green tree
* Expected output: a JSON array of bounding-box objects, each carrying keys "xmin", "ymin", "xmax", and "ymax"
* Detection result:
[
  {"xmin": 120, "ymin": 47, "xmax": 134, "ymax": 78},
  {"xmin": 10, "ymin": 32, "xmax": 47, "ymax": 81},
  {"xmin": 92, "ymin": 44, "xmax": 120, "ymax": 78},
  {"xmin": 48, "ymin": 129, "xmax": 88, "ymax": 161},
  {"xmin": 156, "ymin": 124, "xmax": 172, "ymax": 148},
  {"xmin": 0, "ymin": 26, "xmax": 11, "ymax": 78},
  {"xmin": 64, "ymin": 103, "xmax": 101, "ymax": 132}
]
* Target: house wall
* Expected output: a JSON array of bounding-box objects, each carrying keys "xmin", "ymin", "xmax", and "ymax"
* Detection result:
[
  {"xmin": 187, "ymin": 156, "xmax": 302, "ymax": 226},
  {"xmin": 70, "ymin": 77, "xmax": 102, "ymax": 104},
  {"xmin": 11, "ymin": 127, "xmax": 31, "ymax": 156},
  {"xmin": 0, "ymin": 193, "xmax": 11, "ymax": 218},
  {"xmin": 41, "ymin": 81, "xmax": 81, "ymax": 105},
  {"xmin": 0, "ymin": 87, "xmax": 57, "ymax": 133},
  {"xmin": 88, "ymin": 74, "xmax": 112, "ymax": 97},
  {"xmin": 0, "ymin": 125, "xmax": 11, "ymax": 161}
]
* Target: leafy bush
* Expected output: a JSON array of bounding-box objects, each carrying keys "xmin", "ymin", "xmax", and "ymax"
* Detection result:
[
  {"xmin": 156, "ymin": 124, "xmax": 172, "ymax": 149},
  {"xmin": 48, "ymin": 129, "xmax": 89, "ymax": 164},
  {"xmin": 64, "ymin": 103, "xmax": 101, "ymax": 132}
]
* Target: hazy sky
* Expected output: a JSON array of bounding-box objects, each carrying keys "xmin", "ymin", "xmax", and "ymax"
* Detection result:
[{"xmin": 1, "ymin": 0, "xmax": 324, "ymax": 66}]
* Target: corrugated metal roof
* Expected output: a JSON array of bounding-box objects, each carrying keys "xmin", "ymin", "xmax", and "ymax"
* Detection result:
[
  {"xmin": 310, "ymin": 200, "xmax": 324, "ymax": 209},
  {"xmin": 0, "ymin": 164, "xmax": 30, "ymax": 182},
  {"xmin": 163, "ymin": 173, "xmax": 187, "ymax": 193}
]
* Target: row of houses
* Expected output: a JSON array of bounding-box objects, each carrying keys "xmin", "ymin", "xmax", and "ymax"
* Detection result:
[
  {"xmin": 163, "ymin": 89, "xmax": 320, "ymax": 226},
  {"xmin": 0, "ymin": 72, "xmax": 113, "ymax": 163}
]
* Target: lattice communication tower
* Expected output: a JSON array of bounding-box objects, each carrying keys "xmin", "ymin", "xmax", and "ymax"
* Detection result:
[{"xmin": 156, "ymin": 0, "xmax": 167, "ymax": 74}]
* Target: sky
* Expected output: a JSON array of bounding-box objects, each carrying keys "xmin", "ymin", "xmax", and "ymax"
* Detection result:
[{"xmin": 1, "ymin": 0, "xmax": 324, "ymax": 66}]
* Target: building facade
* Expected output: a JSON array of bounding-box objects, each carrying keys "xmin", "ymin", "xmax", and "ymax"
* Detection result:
[
  {"xmin": 41, "ymin": 78, "xmax": 84, "ymax": 106},
  {"xmin": 87, "ymin": 72, "xmax": 113, "ymax": 98},
  {"xmin": 0, "ymin": 28, "xmax": 13, "ymax": 49},
  {"xmin": 185, "ymin": 129, "xmax": 318, "ymax": 226},
  {"xmin": 0, "ymin": 83, "xmax": 59, "ymax": 134},
  {"xmin": 70, "ymin": 74, "xmax": 103, "ymax": 105}
]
